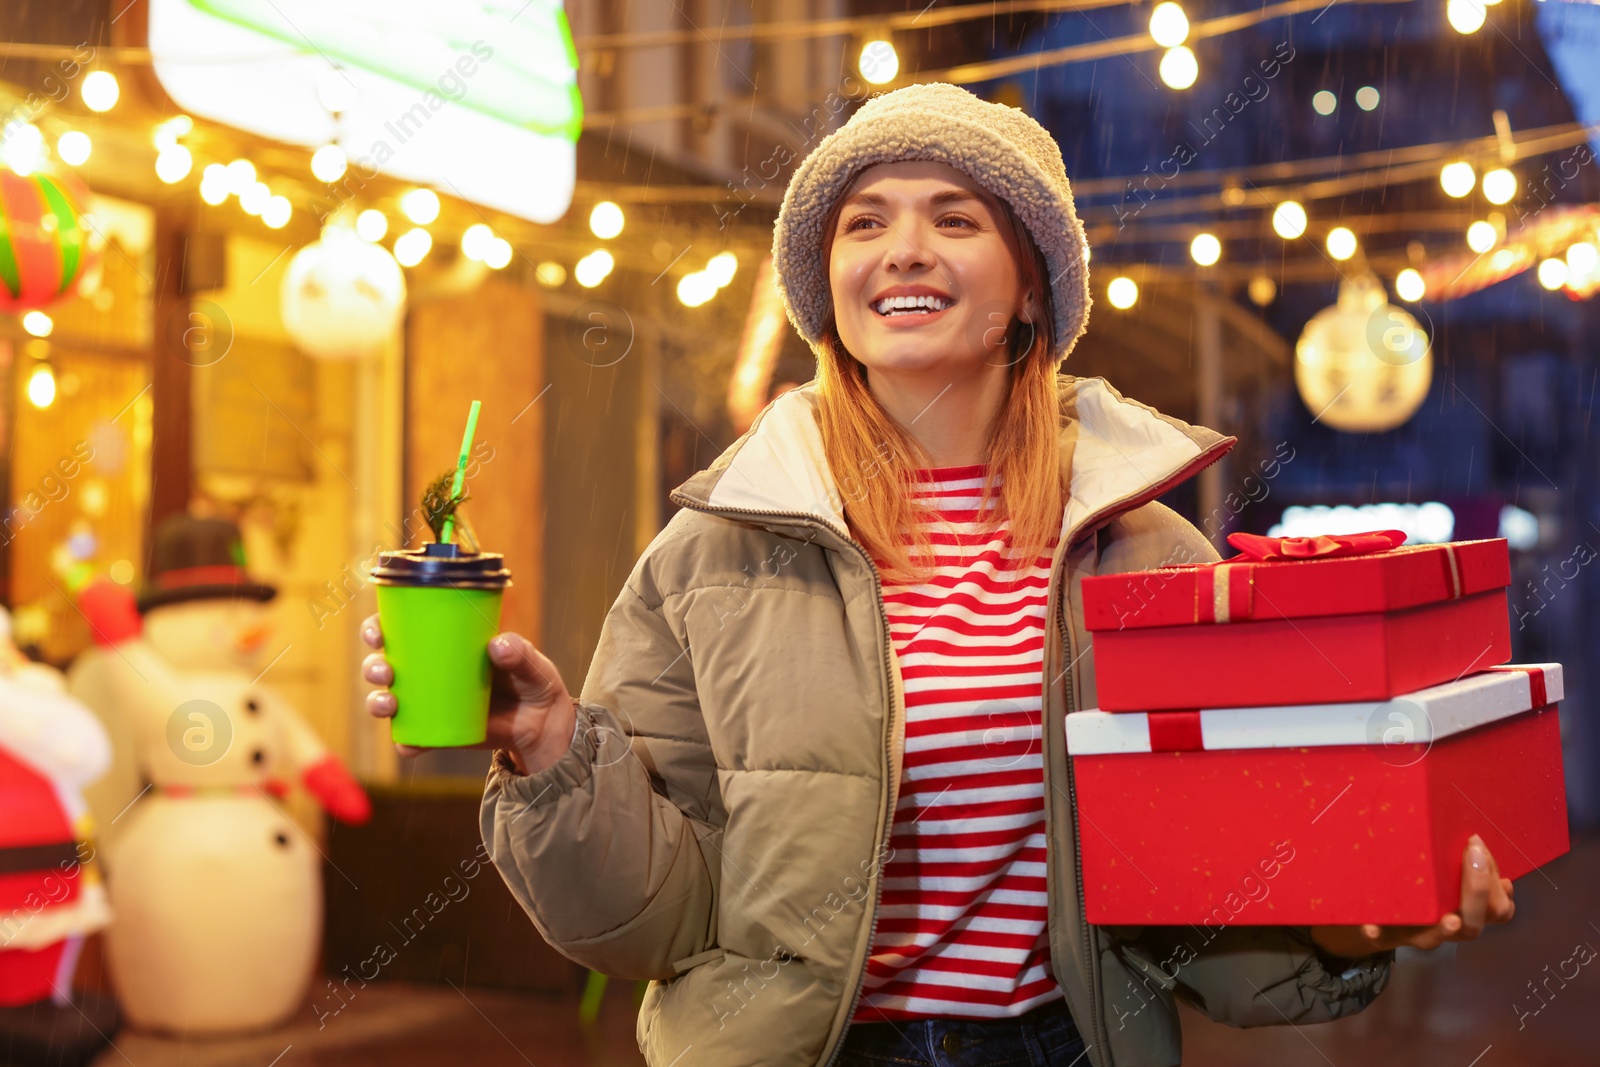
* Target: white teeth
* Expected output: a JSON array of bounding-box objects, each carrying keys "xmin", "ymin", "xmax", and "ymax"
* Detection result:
[{"xmin": 873, "ymin": 294, "xmax": 952, "ymax": 315}]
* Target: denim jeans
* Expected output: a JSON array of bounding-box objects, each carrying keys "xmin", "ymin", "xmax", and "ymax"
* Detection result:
[{"xmin": 835, "ymin": 996, "xmax": 1089, "ymax": 1066}]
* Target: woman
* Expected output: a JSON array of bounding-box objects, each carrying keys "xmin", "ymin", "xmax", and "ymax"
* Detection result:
[{"xmin": 361, "ymin": 83, "xmax": 1515, "ymax": 1067}]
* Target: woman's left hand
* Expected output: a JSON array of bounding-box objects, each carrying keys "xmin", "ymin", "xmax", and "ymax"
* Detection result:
[{"xmin": 1308, "ymin": 833, "xmax": 1516, "ymax": 958}]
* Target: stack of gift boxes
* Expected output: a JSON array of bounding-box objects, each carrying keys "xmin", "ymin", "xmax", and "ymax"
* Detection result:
[{"xmin": 1071, "ymin": 530, "xmax": 1568, "ymax": 926}]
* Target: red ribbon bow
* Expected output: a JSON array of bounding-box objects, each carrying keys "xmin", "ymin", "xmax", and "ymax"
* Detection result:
[{"xmin": 1225, "ymin": 528, "xmax": 1408, "ymax": 562}]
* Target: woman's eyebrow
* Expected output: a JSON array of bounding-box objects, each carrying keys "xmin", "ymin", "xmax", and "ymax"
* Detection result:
[{"xmin": 840, "ymin": 189, "xmax": 988, "ymax": 211}]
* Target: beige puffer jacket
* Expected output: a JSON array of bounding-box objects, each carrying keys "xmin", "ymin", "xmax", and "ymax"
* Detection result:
[{"xmin": 481, "ymin": 375, "xmax": 1392, "ymax": 1067}]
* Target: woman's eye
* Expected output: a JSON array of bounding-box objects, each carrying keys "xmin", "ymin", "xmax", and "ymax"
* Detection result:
[{"xmin": 844, "ymin": 214, "xmax": 973, "ymax": 232}]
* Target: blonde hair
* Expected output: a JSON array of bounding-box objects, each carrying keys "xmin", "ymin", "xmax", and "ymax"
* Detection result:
[{"xmin": 814, "ymin": 182, "xmax": 1065, "ymax": 586}]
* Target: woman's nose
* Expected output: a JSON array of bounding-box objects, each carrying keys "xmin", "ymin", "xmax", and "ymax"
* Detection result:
[{"xmin": 882, "ymin": 224, "xmax": 936, "ymax": 271}]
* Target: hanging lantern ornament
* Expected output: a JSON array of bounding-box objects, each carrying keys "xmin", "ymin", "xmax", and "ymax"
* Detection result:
[
  {"xmin": 0, "ymin": 171, "xmax": 100, "ymax": 313},
  {"xmin": 280, "ymin": 221, "xmax": 406, "ymax": 360},
  {"xmin": 1294, "ymin": 272, "xmax": 1432, "ymax": 433}
]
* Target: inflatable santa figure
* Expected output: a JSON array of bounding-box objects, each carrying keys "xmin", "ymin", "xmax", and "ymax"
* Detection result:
[
  {"xmin": 0, "ymin": 605, "xmax": 119, "ymax": 1066},
  {"xmin": 71, "ymin": 515, "xmax": 370, "ymax": 1035}
]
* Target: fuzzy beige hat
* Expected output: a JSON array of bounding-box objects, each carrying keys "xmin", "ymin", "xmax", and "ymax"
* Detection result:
[{"xmin": 771, "ymin": 81, "xmax": 1092, "ymax": 362}]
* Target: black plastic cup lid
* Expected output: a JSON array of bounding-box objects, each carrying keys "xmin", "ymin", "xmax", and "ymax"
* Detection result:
[{"xmin": 369, "ymin": 545, "xmax": 511, "ymax": 589}]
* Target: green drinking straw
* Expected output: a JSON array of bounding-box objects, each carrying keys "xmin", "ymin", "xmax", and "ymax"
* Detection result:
[{"xmin": 439, "ymin": 400, "xmax": 482, "ymax": 545}]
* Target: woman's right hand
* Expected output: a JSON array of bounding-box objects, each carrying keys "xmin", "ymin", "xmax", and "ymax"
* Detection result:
[{"xmin": 360, "ymin": 614, "xmax": 578, "ymax": 776}]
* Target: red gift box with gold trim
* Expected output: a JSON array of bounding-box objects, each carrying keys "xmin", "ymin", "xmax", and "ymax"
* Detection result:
[
  {"xmin": 1082, "ymin": 531, "xmax": 1512, "ymax": 711},
  {"xmin": 1066, "ymin": 664, "xmax": 1567, "ymax": 925}
]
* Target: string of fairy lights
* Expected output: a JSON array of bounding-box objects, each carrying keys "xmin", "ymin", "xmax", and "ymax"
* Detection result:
[
  {"xmin": 0, "ymin": 59, "xmax": 746, "ymax": 319},
  {"xmin": 1, "ymin": 0, "xmax": 1582, "ymax": 328},
  {"xmin": 1049, "ymin": 0, "xmax": 1592, "ymax": 312}
]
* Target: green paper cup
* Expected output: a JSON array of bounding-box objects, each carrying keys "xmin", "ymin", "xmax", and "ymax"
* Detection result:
[{"xmin": 370, "ymin": 546, "xmax": 511, "ymax": 747}]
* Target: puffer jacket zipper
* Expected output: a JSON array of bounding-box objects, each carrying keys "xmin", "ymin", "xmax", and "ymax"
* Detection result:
[
  {"xmin": 1052, "ymin": 436, "xmax": 1233, "ymax": 1067},
  {"xmin": 819, "ymin": 535, "xmax": 898, "ymax": 1067},
  {"xmin": 660, "ymin": 496, "xmax": 900, "ymax": 1067}
]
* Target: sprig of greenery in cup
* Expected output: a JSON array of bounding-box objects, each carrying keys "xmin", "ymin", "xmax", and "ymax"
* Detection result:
[
  {"xmin": 422, "ymin": 470, "xmax": 471, "ymax": 543},
  {"xmin": 421, "ymin": 399, "xmax": 483, "ymax": 549}
]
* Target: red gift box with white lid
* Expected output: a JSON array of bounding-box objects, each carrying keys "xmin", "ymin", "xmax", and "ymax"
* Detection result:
[
  {"xmin": 1067, "ymin": 664, "xmax": 1568, "ymax": 926},
  {"xmin": 1081, "ymin": 530, "xmax": 1513, "ymax": 711}
]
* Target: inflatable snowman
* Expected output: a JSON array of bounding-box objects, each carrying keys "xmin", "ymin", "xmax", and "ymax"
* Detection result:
[
  {"xmin": 70, "ymin": 515, "xmax": 370, "ymax": 1035},
  {"xmin": 0, "ymin": 605, "xmax": 119, "ymax": 1067}
]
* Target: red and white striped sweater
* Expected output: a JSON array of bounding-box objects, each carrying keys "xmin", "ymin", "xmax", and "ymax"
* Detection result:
[{"xmin": 852, "ymin": 463, "xmax": 1064, "ymax": 1022}]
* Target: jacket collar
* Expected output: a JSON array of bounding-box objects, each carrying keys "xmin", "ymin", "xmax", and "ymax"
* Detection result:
[{"xmin": 669, "ymin": 376, "xmax": 1237, "ymax": 548}]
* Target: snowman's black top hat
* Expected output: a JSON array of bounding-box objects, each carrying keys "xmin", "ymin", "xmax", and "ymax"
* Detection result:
[{"xmin": 138, "ymin": 515, "xmax": 278, "ymax": 614}]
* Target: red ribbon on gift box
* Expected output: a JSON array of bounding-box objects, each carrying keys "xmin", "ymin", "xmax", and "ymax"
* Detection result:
[
  {"xmin": 1193, "ymin": 528, "xmax": 1470, "ymax": 625},
  {"xmin": 1147, "ymin": 710, "xmax": 1205, "ymax": 751},
  {"xmin": 1487, "ymin": 664, "xmax": 1548, "ymax": 709},
  {"xmin": 1224, "ymin": 529, "xmax": 1408, "ymax": 561}
]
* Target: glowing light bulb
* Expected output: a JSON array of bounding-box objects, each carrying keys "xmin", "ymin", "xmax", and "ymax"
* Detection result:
[
  {"xmin": 1355, "ymin": 86, "xmax": 1380, "ymax": 111},
  {"xmin": 239, "ymin": 181, "xmax": 271, "ymax": 216},
  {"xmin": 22, "ymin": 311, "xmax": 53, "ymax": 337},
  {"xmin": 57, "ymin": 130, "xmax": 91, "ymax": 166},
  {"xmin": 262, "ymin": 195, "xmax": 292, "ymax": 229},
  {"xmin": 484, "ymin": 238, "xmax": 513, "ymax": 270},
  {"xmin": 1565, "ymin": 241, "xmax": 1598, "ymax": 276},
  {"xmin": 1272, "ymin": 201, "xmax": 1308, "ymax": 240},
  {"xmin": 82, "ymin": 71, "xmax": 119, "ymax": 112},
  {"xmin": 401, "ymin": 188, "xmax": 441, "ymax": 225},
  {"xmin": 461, "ymin": 223, "xmax": 495, "ymax": 261},
  {"xmin": 1190, "ymin": 232, "xmax": 1221, "ymax": 266},
  {"xmin": 1466, "ymin": 220, "xmax": 1498, "ymax": 253},
  {"xmin": 677, "ymin": 270, "xmax": 718, "ymax": 307},
  {"xmin": 1326, "ymin": 226, "xmax": 1357, "ymax": 260},
  {"xmin": 1149, "ymin": 3, "xmax": 1189, "ymax": 48},
  {"xmin": 859, "ymin": 39, "xmax": 899, "ymax": 85},
  {"xmin": 1248, "ymin": 275, "xmax": 1277, "ymax": 306},
  {"xmin": 535, "ymin": 261, "xmax": 566, "ymax": 287},
  {"xmin": 27, "ymin": 365, "xmax": 56, "ymax": 409},
  {"xmin": 1537, "ymin": 257, "xmax": 1569, "ymax": 290},
  {"xmin": 1395, "ymin": 268, "xmax": 1426, "ymax": 302},
  {"xmin": 1440, "ymin": 161, "xmax": 1477, "ymax": 199},
  {"xmin": 356, "ymin": 209, "xmax": 388, "ymax": 242},
  {"xmin": 574, "ymin": 249, "xmax": 615, "ymax": 288},
  {"xmin": 311, "ymin": 144, "xmax": 348, "ymax": 182},
  {"xmin": 1312, "ymin": 91, "xmax": 1337, "ymax": 116},
  {"xmin": 225, "ymin": 159, "xmax": 257, "ymax": 195},
  {"xmin": 1107, "ymin": 276, "xmax": 1139, "ymax": 309},
  {"xmin": 154, "ymin": 115, "xmax": 193, "ymax": 149},
  {"xmin": 1159, "ymin": 45, "xmax": 1198, "ymax": 90},
  {"xmin": 200, "ymin": 164, "xmax": 229, "ymax": 205},
  {"xmin": 2, "ymin": 123, "xmax": 44, "ymax": 176},
  {"xmin": 393, "ymin": 227, "xmax": 433, "ymax": 267},
  {"xmin": 155, "ymin": 144, "xmax": 193, "ymax": 184},
  {"xmin": 572, "ymin": 257, "xmax": 601, "ymax": 287},
  {"xmin": 1480, "ymin": 168, "xmax": 1516, "ymax": 206},
  {"xmin": 589, "ymin": 201, "xmax": 624, "ymax": 239},
  {"xmin": 707, "ymin": 251, "xmax": 738, "ymax": 287},
  {"xmin": 1447, "ymin": 0, "xmax": 1487, "ymax": 34}
]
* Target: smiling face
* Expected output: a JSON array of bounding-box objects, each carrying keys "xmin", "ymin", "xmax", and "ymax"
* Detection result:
[{"xmin": 826, "ymin": 160, "xmax": 1036, "ymax": 381}]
